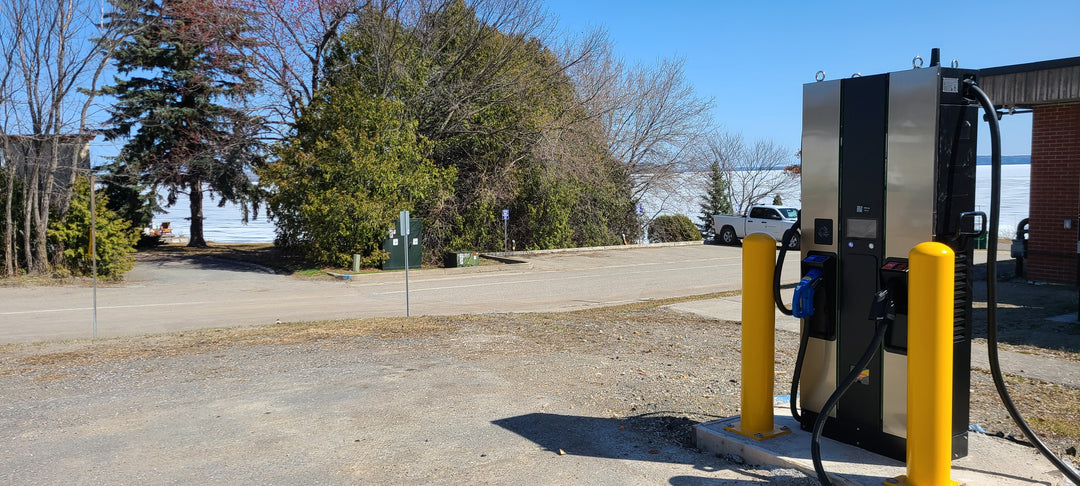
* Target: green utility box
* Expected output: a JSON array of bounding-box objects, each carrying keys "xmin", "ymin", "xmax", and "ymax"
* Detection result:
[
  {"xmin": 444, "ymin": 251, "xmax": 480, "ymax": 268},
  {"xmin": 974, "ymin": 233, "xmax": 988, "ymax": 249},
  {"xmin": 382, "ymin": 218, "xmax": 422, "ymax": 270}
]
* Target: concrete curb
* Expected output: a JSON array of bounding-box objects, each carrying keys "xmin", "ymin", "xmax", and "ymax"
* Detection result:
[
  {"xmin": 326, "ymin": 260, "xmax": 535, "ymax": 280},
  {"xmin": 481, "ymin": 240, "xmax": 704, "ymax": 259},
  {"xmin": 478, "ymin": 253, "xmax": 531, "ymax": 265},
  {"xmin": 325, "ymin": 242, "xmax": 702, "ymax": 280}
]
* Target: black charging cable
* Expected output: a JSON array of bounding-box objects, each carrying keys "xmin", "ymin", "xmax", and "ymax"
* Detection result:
[
  {"xmin": 774, "ymin": 210, "xmax": 801, "ymax": 316},
  {"xmin": 772, "ymin": 211, "xmax": 810, "ymax": 422},
  {"xmin": 810, "ymin": 287, "xmax": 895, "ymax": 485},
  {"xmin": 966, "ymin": 78, "xmax": 1080, "ymax": 485}
]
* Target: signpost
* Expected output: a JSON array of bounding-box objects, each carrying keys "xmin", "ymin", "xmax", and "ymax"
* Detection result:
[
  {"xmin": 636, "ymin": 204, "xmax": 647, "ymax": 243},
  {"xmin": 400, "ymin": 210, "xmax": 411, "ymax": 317},
  {"xmin": 90, "ymin": 174, "xmax": 98, "ymax": 339},
  {"xmin": 502, "ymin": 209, "xmax": 509, "ymax": 251}
]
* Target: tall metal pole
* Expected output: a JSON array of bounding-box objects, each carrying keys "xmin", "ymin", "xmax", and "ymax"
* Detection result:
[
  {"xmin": 90, "ymin": 174, "xmax": 98, "ymax": 339},
  {"xmin": 401, "ymin": 211, "xmax": 410, "ymax": 317}
]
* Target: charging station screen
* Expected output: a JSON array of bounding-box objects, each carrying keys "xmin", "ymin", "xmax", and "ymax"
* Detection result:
[{"xmin": 846, "ymin": 218, "xmax": 877, "ymax": 239}]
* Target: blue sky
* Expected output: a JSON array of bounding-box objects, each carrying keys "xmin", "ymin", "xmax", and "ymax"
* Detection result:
[{"xmin": 542, "ymin": 0, "xmax": 1080, "ymax": 156}]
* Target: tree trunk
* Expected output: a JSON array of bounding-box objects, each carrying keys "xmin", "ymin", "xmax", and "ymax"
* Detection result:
[
  {"xmin": 32, "ymin": 143, "xmax": 54, "ymax": 272},
  {"xmin": 187, "ymin": 179, "xmax": 207, "ymax": 247},
  {"xmin": 3, "ymin": 139, "xmax": 15, "ymax": 277},
  {"xmin": 23, "ymin": 165, "xmax": 38, "ymax": 273},
  {"xmin": 3, "ymin": 172, "xmax": 13, "ymax": 277},
  {"xmin": 3, "ymin": 166, "xmax": 14, "ymax": 277}
]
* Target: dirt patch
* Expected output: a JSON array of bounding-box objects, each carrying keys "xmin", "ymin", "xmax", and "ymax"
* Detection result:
[
  {"xmin": 972, "ymin": 278, "xmax": 1080, "ymax": 357},
  {"xmin": 0, "ymin": 316, "xmax": 459, "ymax": 376}
]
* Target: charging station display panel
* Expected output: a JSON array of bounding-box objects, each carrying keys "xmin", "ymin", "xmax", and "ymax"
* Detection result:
[{"xmin": 846, "ymin": 218, "xmax": 877, "ymax": 239}]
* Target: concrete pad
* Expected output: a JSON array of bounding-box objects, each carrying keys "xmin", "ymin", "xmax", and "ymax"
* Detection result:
[
  {"xmin": 969, "ymin": 344, "xmax": 1080, "ymax": 390},
  {"xmin": 670, "ymin": 294, "xmax": 1080, "ymax": 389},
  {"xmin": 695, "ymin": 407, "xmax": 1067, "ymax": 485},
  {"xmin": 666, "ymin": 289, "xmax": 801, "ymax": 334}
]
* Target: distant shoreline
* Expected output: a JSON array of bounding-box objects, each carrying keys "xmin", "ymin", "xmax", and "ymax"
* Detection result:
[{"xmin": 976, "ymin": 155, "xmax": 1029, "ymax": 165}]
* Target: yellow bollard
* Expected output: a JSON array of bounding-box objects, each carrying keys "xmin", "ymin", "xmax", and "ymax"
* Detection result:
[
  {"xmin": 890, "ymin": 242, "xmax": 958, "ymax": 486},
  {"xmin": 724, "ymin": 233, "xmax": 791, "ymax": 440}
]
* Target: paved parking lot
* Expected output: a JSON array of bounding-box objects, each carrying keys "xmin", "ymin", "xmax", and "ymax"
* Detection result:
[{"xmin": 0, "ymin": 243, "xmax": 801, "ymax": 344}]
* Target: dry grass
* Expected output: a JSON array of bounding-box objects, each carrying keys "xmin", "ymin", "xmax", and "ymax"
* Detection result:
[
  {"xmin": 0, "ymin": 316, "xmax": 459, "ymax": 376},
  {"xmin": 969, "ymin": 370, "xmax": 1080, "ymax": 460},
  {"xmin": 0, "ymin": 291, "xmax": 741, "ymax": 375}
]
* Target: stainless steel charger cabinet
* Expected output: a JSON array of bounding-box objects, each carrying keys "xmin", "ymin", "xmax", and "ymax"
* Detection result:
[{"xmin": 798, "ymin": 65, "xmax": 980, "ymax": 461}]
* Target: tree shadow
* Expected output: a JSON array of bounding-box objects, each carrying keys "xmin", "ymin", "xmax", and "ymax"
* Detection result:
[
  {"xmin": 145, "ymin": 253, "xmax": 275, "ymax": 272},
  {"xmin": 136, "ymin": 247, "xmax": 286, "ymax": 275}
]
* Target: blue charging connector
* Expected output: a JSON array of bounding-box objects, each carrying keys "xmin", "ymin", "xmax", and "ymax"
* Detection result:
[{"xmin": 792, "ymin": 268, "xmax": 823, "ymax": 318}]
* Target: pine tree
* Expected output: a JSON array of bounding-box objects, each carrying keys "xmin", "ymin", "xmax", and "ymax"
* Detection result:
[
  {"xmin": 101, "ymin": 0, "xmax": 264, "ymax": 247},
  {"xmin": 699, "ymin": 160, "xmax": 733, "ymax": 237}
]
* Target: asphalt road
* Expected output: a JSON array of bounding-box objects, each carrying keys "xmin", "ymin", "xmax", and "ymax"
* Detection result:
[{"xmin": 0, "ymin": 244, "xmax": 803, "ymax": 345}]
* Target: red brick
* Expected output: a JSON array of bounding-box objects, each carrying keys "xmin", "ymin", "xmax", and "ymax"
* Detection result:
[{"xmin": 1026, "ymin": 104, "xmax": 1080, "ymax": 283}]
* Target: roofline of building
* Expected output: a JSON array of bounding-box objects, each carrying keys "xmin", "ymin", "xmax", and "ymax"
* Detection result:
[{"xmin": 980, "ymin": 56, "xmax": 1080, "ymax": 76}]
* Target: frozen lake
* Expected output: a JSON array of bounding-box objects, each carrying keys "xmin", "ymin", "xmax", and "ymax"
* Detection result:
[
  {"xmin": 153, "ymin": 164, "xmax": 1033, "ymax": 243},
  {"xmin": 641, "ymin": 164, "xmax": 1031, "ymax": 239}
]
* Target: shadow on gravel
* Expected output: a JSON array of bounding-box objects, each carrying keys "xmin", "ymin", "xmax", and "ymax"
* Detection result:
[
  {"xmin": 494, "ymin": 413, "xmax": 821, "ymax": 485},
  {"xmin": 493, "ymin": 412, "xmax": 723, "ymax": 468}
]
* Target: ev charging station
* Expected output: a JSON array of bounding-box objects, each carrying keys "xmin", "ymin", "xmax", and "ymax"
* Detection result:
[
  {"xmin": 796, "ymin": 60, "xmax": 982, "ymax": 461},
  {"xmin": 698, "ymin": 49, "xmax": 1080, "ymax": 485}
]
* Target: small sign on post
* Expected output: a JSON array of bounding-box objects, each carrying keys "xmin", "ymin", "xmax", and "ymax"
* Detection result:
[{"xmin": 501, "ymin": 209, "xmax": 509, "ymax": 251}]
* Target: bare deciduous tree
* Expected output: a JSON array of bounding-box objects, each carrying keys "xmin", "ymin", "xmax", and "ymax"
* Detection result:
[
  {"xmin": 565, "ymin": 35, "xmax": 714, "ymax": 212},
  {"xmin": 228, "ymin": 0, "xmax": 365, "ymax": 137},
  {"xmin": 0, "ymin": 0, "xmax": 129, "ymax": 275},
  {"xmin": 708, "ymin": 132, "xmax": 799, "ymax": 214},
  {"xmin": 1, "ymin": 8, "xmax": 22, "ymax": 276}
]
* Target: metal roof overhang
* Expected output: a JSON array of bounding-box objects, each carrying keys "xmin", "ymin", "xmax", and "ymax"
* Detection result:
[{"xmin": 979, "ymin": 56, "xmax": 1080, "ymax": 108}]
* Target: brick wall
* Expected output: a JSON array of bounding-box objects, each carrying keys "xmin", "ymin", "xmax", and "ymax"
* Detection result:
[{"xmin": 1026, "ymin": 103, "xmax": 1080, "ymax": 284}]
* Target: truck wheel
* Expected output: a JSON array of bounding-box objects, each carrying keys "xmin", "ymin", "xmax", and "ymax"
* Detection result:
[
  {"xmin": 720, "ymin": 226, "xmax": 738, "ymax": 245},
  {"xmin": 787, "ymin": 232, "xmax": 801, "ymax": 250}
]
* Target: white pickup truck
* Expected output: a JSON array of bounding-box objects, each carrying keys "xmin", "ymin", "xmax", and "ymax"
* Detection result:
[{"xmin": 712, "ymin": 205, "xmax": 800, "ymax": 248}]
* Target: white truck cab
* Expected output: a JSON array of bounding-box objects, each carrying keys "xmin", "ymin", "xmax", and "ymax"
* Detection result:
[{"xmin": 712, "ymin": 205, "xmax": 800, "ymax": 248}]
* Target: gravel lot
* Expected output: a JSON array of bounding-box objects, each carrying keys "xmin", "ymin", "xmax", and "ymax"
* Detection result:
[
  {"xmin": 2, "ymin": 299, "xmax": 830, "ymax": 484},
  {"xmin": 1, "ymin": 252, "xmax": 1077, "ymax": 484}
]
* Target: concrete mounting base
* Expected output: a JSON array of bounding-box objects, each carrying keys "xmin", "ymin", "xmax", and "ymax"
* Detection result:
[
  {"xmin": 886, "ymin": 474, "xmax": 960, "ymax": 486},
  {"xmin": 722, "ymin": 420, "xmax": 792, "ymax": 441},
  {"xmin": 694, "ymin": 406, "xmax": 1067, "ymax": 486}
]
